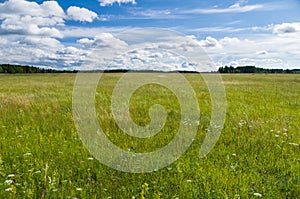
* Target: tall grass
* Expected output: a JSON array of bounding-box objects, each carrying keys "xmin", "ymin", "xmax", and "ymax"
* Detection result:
[{"xmin": 0, "ymin": 73, "xmax": 299, "ymax": 198}]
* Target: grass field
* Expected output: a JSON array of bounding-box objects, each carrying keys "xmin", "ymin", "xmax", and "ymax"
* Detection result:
[{"xmin": 0, "ymin": 73, "xmax": 299, "ymax": 198}]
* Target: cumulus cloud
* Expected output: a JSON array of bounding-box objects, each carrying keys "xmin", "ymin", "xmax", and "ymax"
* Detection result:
[
  {"xmin": 107, "ymin": 49, "xmax": 191, "ymax": 71},
  {"xmin": 199, "ymin": 36, "xmax": 221, "ymax": 48},
  {"xmin": 0, "ymin": 0, "xmax": 65, "ymax": 18},
  {"xmin": 0, "ymin": 36, "xmax": 89, "ymax": 69},
  {"xmin": 0, "ymin": 0, "xmax": 65, "ymax": 38},
  {"xmin": 75, "ymin": 31, "xmax": 212, "ymax": 71},
  {"xmin": 198, "ymin": 31, "xmax": 300, "ymax": 69},
  {"xmin": 22, "ymin": 37, "xmax": 63, "ymax": 48},
  {"xmin": 67, "ymin": 6, "xmax": 98, "ymax": 23},
  {"xmin": 98, "ymin": 0, "xmax": 136, "ymax": 7},
  {"xmin": 219, "ymin": 37, "xmax": 241, "ymax": 45},
  {"xmin": 273, "ymin": 23, "xmax": 300, "ymax": 34},
  {"xmin": 77, "ymin": 33, "xmax": 128, "ymax": 48}
]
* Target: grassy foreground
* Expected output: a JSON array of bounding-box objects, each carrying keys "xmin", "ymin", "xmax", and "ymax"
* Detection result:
[{"xmin": 0, "ymin": 73, "xmax": 299, "ymax": 198}]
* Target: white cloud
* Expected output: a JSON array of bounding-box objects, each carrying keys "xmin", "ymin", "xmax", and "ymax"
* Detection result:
[
  {"xmin": 219, "ymin": 37, "xmax": 241, "ymax": 45},
  {"xmin": 76, "ymin": 31, "xmax": 213, "ymax": 71},
  {"xmin": 0, "ymin": 0, "xmax": 65, "ymax": 18},
  {"xmin": 67, "ymin": 6, "xmax": 98, "ymax": 23},
  {"xmin": 22, "ymin": 37, "xmax": 63, "ymax": 48},
  {"xmin": 0, "ymin": 0, "xmax": 65, "ymax": 38},
  {"xmin": 199, "ymin": 36, "xmax": 221, "ymax": 48},
  {"xmin": 273, "ymin": 23, "xmax": 300, "ymax": 34},
  {"xmin": 182, "ymin": 2, "xmax": 265, "ymax": 14},
  {"xmin": 77, "ymin": 33, "xmax": 128, "ymax": 48},
  {"xmin": 99, "ymin": 0, "xmax": 136, "ymax": 7},
  {"xmin": 0, "ymin": 17, "xmax": 63, "ymax": 38},
  {"xmin": 199, "ymin": 29, "xmax": 300, "ymax": 69}
]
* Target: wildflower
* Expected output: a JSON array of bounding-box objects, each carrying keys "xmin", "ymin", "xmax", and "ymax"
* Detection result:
[
  {"xmin": 76, "ymin": 188, "xmax": 82, "ymax": 191},
  {"xmin": 289, "ymin": 142, "xmax": 299, "ymax": 146},
  {"xmin": 87, "ymin": 157, "xmax": 93, "ymax": 161},
  {"xmin": 283, "ymin": 133, "xmax": 288, "ymax": 137},
  {"xmin": 5, "ymin": 188, "xmax": 12, "ymax": 192},
  {"xmin": 7, "ymin": 174, "xmax": 15, "ymax": 178},
  {"xmin": 4, "ymin": 180, "xmax": 13, "ymax": 185},
  {"xmin": 186, "ymin": 180, "xmax": 192, "ymax": 183},
  {"xmin": 274, "ymin": 134, "xmax": 280, "ymax": 138},
  {"xmin": 283, "ymin": 128, "xmax": 287, "ymax": 132},
  {"xmin": 254, "ymin": 193, "xmax": 262, "ymax": 197},
  {"xmin": 24, "ymin": 152, "xmax": 32, "ymax": 156},
  {"xmin": 238, "ymin": 120, "xmax": 246, "ymax": 127},
  {"xmin": 232, "ymin": 153, "xmax": 236, "ymax": 156}
]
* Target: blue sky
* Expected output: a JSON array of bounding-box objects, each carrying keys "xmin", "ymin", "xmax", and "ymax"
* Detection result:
[{"xmin": 0, "ymin": 0, "xmax": 300, "ymax": 70}]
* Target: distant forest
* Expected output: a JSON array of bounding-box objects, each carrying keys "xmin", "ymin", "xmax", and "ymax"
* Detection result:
[
  {"xmin": 218, "ymin": 65, "xmax": 300, "ymax": 74},
  {"xmin": 0, "ymin": 64, "xmax": 77, "ymax": 74},
  {"xmin": 0, "ymin": 64, "xmax": 300, "ymax": 74}
]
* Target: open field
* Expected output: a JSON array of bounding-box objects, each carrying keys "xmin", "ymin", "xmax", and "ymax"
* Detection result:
[{"xmin": 0, "ymin": 73, "xmax": 299, "ymax": 198}]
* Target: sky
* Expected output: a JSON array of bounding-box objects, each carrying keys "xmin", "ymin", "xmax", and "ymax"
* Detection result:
[{"xmin": 0, "ymin": 0, "xmax": 300, "ymax": 71}]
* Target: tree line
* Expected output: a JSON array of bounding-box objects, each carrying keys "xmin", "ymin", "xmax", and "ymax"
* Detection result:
[
  {"xmin": 0, "ymin": 64, "xmax": 77, "ymax": 74},
  {"xmin": 218, "ymin": 66, "xmax": 300, "ymax": 74}
]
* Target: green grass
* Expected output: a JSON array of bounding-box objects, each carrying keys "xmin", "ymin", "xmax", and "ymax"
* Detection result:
[{"xmin": 0, "ymin": 73, "xmax": 299, "ymax": 198}]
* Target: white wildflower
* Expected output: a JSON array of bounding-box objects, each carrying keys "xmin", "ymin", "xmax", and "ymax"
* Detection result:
[
  {"xmin": 24, "ymin": 152, "xmax": 32, "ymax": 156},
  {"xmin": 283, "ymin": 133, "xmax": 288, "ymax": 137},
  {"xmin": 4, "ymin": 180, "xmax": 13, "ymax": 185},
  {"xmin": 5, "ymin": 188, "xmax": 12, "ymax": 192},
  {"xmin": 289, "ymin": 142, "xmax": 299, "ymax": 146},
  {"xmin": 7, "ymin": 174, "xmax": 15, "ymax": 178},
  {"xmin": 186, "ymin": 180, "xmax": 192, "ymax": 183},
  {"xmin": 88, "ymin": 157, "xmax": 94, "ymax": 161},
  {"xmin": 76, "ymin": 188, "xmax": 82, "ymax": 191},
  {"xmin": 238, "ymin": 120, "xmax": 246, "ymax": 127},
  {"xmin": 232, "ymin": 153, "xmax": 236, "ymax": 156},
  {"xmin": 274, "ymin": 134, "xmax": 280, "ymax": 137},
  {"xmin": 254, "ymin": 193, "xmax": 262, "ymax": 197}
]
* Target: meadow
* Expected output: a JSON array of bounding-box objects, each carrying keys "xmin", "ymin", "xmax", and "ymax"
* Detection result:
[{"xmin": 0, "ymin": 73, "xmax": 299, "ymax": 198}]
